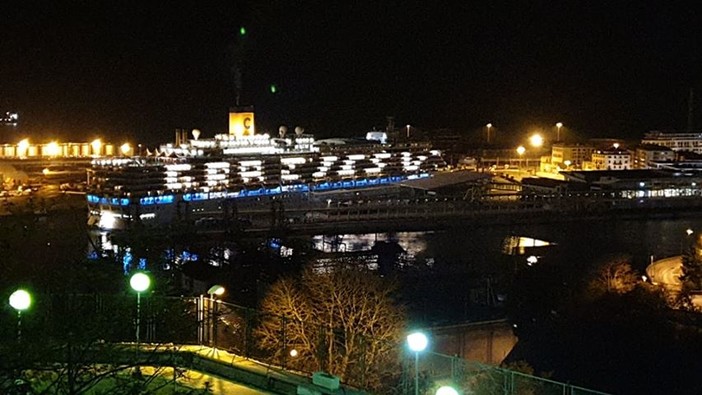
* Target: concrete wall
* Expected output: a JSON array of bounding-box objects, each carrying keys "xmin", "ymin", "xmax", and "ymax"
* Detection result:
[{"xmin": 428, "ymin": 319, "xmax": 517, "ymax": 365}]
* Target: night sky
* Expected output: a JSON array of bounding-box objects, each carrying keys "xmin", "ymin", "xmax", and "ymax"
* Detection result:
[{"xmin": 2, "ymin": 2, "xmax": 702, "ymax": 146}]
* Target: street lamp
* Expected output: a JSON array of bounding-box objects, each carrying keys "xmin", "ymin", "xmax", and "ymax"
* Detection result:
[
  {"xmin": 529, "ymin": 133, "xmax": 543, "ymax": 148},
  {"xmin": 130, "ymin": 272, "xmax": 151, "ymax": 351},
  {"xmin": 17, "ymin": 139, "xmax": 29, "ymax": 157},
  {"xmin": 486, "ymin": 123, "xmax": 493, "ymax": 144},
  {"xmin": 516, "ymin": 146, "xmax": 526, "ymax": 169},
  {"xmin": 207, "ymin": 285, "xmax": 225, "ymax": 349},
  {"xmin": 556, "ymin": 122, "xmax": 563, "ymax": 142},
  {"xmin": 91, "ymin": 139, "xmax": 102, "ymax": 156},
  {"xmin": 9, "ymin": 289, "xmax": 32, "ymax": 342},
  {"xmin": 681, "ymin": 229, "xmax": 694, "ymax": 255},
  {"xmin": 407, "ymin": 331, "xmax": 429, "ymax": 395},
  {"xmin": 436, "ymin": 386, "xmax": 459, "ymax": 395}
]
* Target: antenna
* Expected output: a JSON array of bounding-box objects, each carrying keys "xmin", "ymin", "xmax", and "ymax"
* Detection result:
[{"xmin": 229, "ymin": 26, "xmax": 247, "ymax": 108}]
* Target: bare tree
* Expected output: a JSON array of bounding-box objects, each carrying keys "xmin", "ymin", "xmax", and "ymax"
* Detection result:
[
  {"xmin": 256, "ymin": 264, "xmax": 406, "ymax": 391},
  {"xmin": 588, "ymin": 254, "xmax": 638, "ymax": 296}
]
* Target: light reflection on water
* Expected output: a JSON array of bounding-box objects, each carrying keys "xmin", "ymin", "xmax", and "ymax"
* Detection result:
[
  {"xmin": 88, "ymin": 217, "xmax": 702, "ymax": 275},
  {"xmin": 310, "ymin": 217, "xmax": 702, "ymax": 273},
  {"xmin": 311, "ymin": 232, "xmax": 429, "ymax": 255}
]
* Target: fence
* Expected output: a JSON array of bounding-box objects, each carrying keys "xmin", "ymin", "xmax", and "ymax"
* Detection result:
[
  {"xmin": 1, "ymin": 293, "xmax": 610, "ymax": 394},
  {"xmin": 404, "ymin": 351, "xmax": 611, "ymax": 395}
]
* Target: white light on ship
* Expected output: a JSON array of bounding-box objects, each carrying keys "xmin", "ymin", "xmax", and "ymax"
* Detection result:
[
  {"xmin": 281, "ymin": 157, "xmax": 306, "ymax": 165},
  {"xmin": 206, "ymin": 162, "xmax": 230, "ymax": 169},
  {"xmin": 165, "ymin": 164, "xmax": 192, "ymax": 171},
  {"xmin": 374, "ymin": 153, "xmax": 391, "ymax": 159},
  {"xmin": 98, "ymin": 212, "xmax": 118, "ymax": 229},
  {"xmin": 348, "ymin": 154, "xmax": 366, "ymax": 160}
]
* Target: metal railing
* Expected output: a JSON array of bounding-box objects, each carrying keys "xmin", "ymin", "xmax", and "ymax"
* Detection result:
[
  {"xmin": 1, "ymin": 294, "xmax": 610, "ymax": 394},
  {"xmin": 404, "ymin": 351, "xmax": 611, "ymax": 395}
]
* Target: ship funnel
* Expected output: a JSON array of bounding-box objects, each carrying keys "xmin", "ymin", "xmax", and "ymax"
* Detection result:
[{"xmin": 279, "ymin": 125, "xmax": 288, "ymax": 138}]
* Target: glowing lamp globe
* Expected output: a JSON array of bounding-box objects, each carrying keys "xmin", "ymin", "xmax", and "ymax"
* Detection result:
[
  {"xmin": 130, "ymin": 272, "xmax": 151, "ymax": 293},
  {"xmin": 9, "ymin": 289, "xmax": 32, "ymax": 311},
  {"xmin": 407, "ymin": 331, "xmax": 429, "ymax": 353},
  {"xmin": 207, "ymin": 285, "xmax": 225, "ymax": 296},
  {"xmin": 436, "ymin": 386, "xmax": 459, "ymax": 395}
]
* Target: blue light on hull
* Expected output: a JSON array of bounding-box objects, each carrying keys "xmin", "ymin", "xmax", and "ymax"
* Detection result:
[{"xmin": 88, "ymin": 175, "xmax": 427, "ymax": 208}]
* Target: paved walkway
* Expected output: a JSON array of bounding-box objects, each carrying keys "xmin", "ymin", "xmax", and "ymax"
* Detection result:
[
  {"xmin": 140, "ymin": 366, "xmax": 275, "ymax": 394},
  {"xmin": 138, "ymin": 344, "xmax": 365, "ymax": 395}
]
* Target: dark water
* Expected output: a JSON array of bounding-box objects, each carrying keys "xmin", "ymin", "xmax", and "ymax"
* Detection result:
[
  {"xmin": 5, "ymin": 209, "xmax": 698, "ymax": 313},
  {"xmin": 317, "ymin": 216, "xmax": 700, "ymax": 273},
  {"xmin": 306, "ymin": 217, "xmax": 702, "ymax": 326}
]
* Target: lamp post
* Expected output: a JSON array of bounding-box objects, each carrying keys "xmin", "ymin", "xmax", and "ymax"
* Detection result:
[
  {"xmin": 516, "ymin": 145, "xmax": 526, "ymax": 170},
  {"xmin": 130, "ymin": 272, "xmax": 151, "ymax": 353},
  {"xmin": 682, "ymin": 228, "xmax": 694, "ymax": 254},
  {"xmin": 486, "ymin": 123, "xmax": 493, "ymax": 144},
  {"xmin": 556, "ymin": 122, "xmax": 563, "ymax": 142},
  {"xmin": 407, "ymin": 331, "xmax": 428, "ymax": 395},
  {"xmin": 207, "ymin": 285, "xmax": 225, "ymax": 349},
  {"xmin": 9, "ymin": 289, "xmax": 31, "ymax": 343}
]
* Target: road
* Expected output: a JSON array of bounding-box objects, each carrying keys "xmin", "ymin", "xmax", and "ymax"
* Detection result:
[
  {"xmin": 646, "ymin": 255, "xmax": 702, "ymax": 307},
  {"xmin": 646, "ymin": 256, "xmax": 684, "ymax": 290}
]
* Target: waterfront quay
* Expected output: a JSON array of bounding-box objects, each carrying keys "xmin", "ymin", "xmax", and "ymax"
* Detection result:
[{"xmin": 174, "ymin": 189, "xmax": 702, "ymax": 238}]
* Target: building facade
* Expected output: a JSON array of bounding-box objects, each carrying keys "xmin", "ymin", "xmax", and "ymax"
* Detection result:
[
  {"xmin": 641, "ymin": 131, "xmax": 702, "ymax": 154},
  {"xmin": 551, "ymin": 143, "xmax": 594, "ymax": 168},
  {"xmin": 634, "ymin": 145, "xmax": 675, "ymax": 169},
  {"xmin": 591, "ymin": 148, "xmax": 632, "ymax": 170}
]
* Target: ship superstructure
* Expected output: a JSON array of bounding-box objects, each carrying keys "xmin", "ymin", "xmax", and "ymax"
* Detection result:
[{"xmin": 87, "ymin": 115, "xmax": 446, "ymax": 230}]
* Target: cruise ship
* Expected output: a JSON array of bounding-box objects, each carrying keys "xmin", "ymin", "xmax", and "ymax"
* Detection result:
[{"xmin": 87, "ymin": 110, "xmax": 447, "ymax": 230}]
